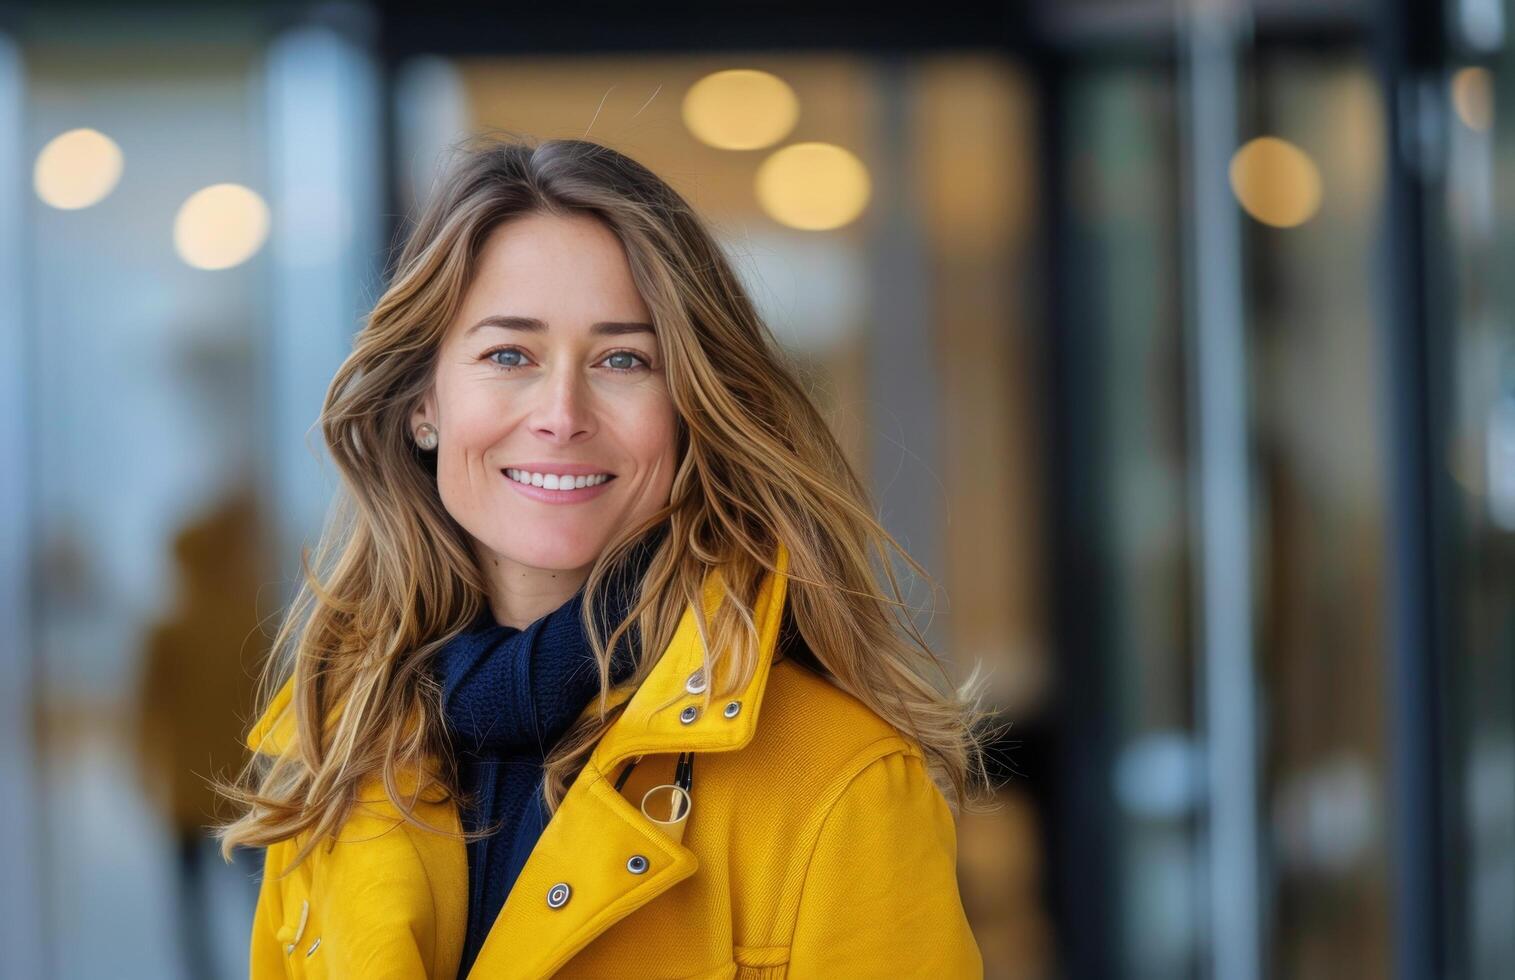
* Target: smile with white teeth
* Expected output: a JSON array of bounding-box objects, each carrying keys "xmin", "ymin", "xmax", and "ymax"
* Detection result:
[{"xmin": 505, "ymin": 469, "xmax": 614, "ymax": 490}]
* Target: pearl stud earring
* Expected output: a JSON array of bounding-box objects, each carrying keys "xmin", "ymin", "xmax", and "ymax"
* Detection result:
[{"xmin": 414, "ymin": 422, "xmax": 438, "ymax": 451}]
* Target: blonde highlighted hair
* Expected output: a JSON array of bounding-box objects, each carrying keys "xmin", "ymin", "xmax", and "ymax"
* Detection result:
[{"xmin": 216, "ymin": 133, "xmax": 1001, "ymax": 868}]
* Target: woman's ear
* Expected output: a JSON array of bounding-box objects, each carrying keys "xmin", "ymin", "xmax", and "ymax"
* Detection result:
[{"xmin": 411, "ymin": 394, "xmax": 435, "ymax": 432}]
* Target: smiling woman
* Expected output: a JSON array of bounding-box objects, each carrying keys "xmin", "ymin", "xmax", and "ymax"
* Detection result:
[
  {"xmin": 410, "ymin": 211, "xmax": 680, "ymax": 621},
  {"xmin": 215, "ymin": 134, "xmax": 996, "ymax": 979}
]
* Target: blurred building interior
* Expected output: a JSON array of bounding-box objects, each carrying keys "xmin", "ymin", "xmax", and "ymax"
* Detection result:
[{"xmin": 1, "ymin": 1, "xmax": 1513, "ymax": 978}]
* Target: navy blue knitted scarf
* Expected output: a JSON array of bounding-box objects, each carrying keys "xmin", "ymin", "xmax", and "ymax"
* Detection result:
[{"xmin": 434, "ymin": 526, "xmax": 664, "ymax": 979}]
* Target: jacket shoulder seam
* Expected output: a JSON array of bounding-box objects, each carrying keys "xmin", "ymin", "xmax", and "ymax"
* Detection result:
[
  {"xmin": 767, "ymin": 736, "xmax": 920, "ymax": 943},
  {"xmin": 397, "ymin": 818, "xmax": 444, "ymax": 977},
  {"xmin": 770, "ymin": 661, "xmax": 926, "ymax": 751}
]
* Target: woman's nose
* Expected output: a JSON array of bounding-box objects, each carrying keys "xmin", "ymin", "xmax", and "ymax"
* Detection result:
[{"xmin": 527, "ymin": 365, "xmax": 595, "ymax": 443}]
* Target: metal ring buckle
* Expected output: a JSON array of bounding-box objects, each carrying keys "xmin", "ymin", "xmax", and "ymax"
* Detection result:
[{"xmin": 640, "ymin": 783, "xmax": 691, "ymax": 825}]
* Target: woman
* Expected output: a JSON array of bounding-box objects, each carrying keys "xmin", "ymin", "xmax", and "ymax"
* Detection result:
[{"xmin": 218, "ymin": 135, "xmax": 997, "ymax": 979}]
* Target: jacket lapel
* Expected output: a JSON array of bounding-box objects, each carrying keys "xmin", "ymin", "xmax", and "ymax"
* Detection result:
[
  {"xmin": 466, "ymin": 542, "xmax": 791, "ymax": 979},
  {"xmin": 244, "ymin": 542, "xmax": 793, "ymax": 980}
]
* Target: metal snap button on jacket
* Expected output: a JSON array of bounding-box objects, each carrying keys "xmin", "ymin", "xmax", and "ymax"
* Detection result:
[
  {"xmin": 679, "ymin": 705, "xmax": 700, "ymax": 724},
  {"xmin": 627, "ymin": 854, "xmax": 649, "ymax": 874},
  {"xmin": 723, "ymin": 700, "xmax": 742, "ymax": 718},
  {"xmin": 546, "ymin": 882, "xmax": 572, "ymax": 908},
  {"xmin": 685, "ymin": 668, "xmax": 707, "ymax": 694}
]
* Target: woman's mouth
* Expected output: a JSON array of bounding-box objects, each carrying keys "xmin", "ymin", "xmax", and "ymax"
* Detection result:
[{"xmin": 502, "ymin": 468, "xmax": 617, "ymax": 504}]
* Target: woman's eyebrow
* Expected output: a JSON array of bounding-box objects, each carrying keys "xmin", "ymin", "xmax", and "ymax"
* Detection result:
[{"xmin": 466, "ymin": 315, "xmax": 655, "ymax": 337}]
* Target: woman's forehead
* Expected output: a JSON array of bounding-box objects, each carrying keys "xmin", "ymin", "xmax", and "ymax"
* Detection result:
[{"xmin": 453, "ymin": 216, "xmax": 651, "ymax": 334}]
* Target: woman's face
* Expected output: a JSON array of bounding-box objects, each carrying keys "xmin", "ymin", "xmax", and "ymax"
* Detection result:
[{"xmin": 413, "ymin": 212, "xmax": 678, "ymax": 576}]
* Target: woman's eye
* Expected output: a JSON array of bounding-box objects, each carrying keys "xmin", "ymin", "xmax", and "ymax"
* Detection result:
[
  {"xmin": 486, "ymin": 347, "xmax": 528, "ymax": 369},
  {"xmin": 603, "ymin": 350, "xmax": 651, "ymax": 373},
  {"xmin": 482, "ymin": 346, "xmax": 651, "ymax": 373}
]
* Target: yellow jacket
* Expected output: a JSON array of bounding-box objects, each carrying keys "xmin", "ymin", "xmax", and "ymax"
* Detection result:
[{"xmin": 246, "ymin": 543, "xmax": 983, "ymax": 979}]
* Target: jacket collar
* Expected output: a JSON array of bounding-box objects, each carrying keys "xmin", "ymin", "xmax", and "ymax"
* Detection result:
[
  {"xmin": 471, "ymin": 542, "xmax": 791, "ymax": 978},
  {"xmin": 245, "ymin": 540, "xmax": 792, "ymax": 773},
  {"xmin": 246, "ymin": 542, "xmax": 793, "ymax": 980},
  {"xmin": 583, "ymin": 538, "xmax": 790, "ymax": 774}
]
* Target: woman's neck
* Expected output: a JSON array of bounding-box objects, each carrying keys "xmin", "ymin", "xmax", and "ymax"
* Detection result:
[{"xmin": 474, "ymin": 550, "xmax": 592, "ymax": 629}]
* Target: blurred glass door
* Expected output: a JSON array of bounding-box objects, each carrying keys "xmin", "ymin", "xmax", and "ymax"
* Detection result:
[{"xmin": 1047, "ymin": 5, "xmax": 1399, "ymax": 979}]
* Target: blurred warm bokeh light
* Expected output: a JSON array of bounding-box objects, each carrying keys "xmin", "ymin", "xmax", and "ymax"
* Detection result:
[
  {"xmin": 1453, "ymin": 65, "xmax": 1495, "ymax": 132},
  {"xmin": 33, "ymin": 127, "xmax": 123, "ymax": 210},
  {"xmin": 755, "ymin": 141, "xmax": 871, "ymax": 231},
  {"xmin": 172, "ymin": 183, "xmax": 270, "ymax": 270},
  {"xmin": 1229, "ymin": 135, "xmax": 1323, "ymax": 228},
  {"xmin": 682, "ymin": 68, "xmax": 799, "ymax": 150}
]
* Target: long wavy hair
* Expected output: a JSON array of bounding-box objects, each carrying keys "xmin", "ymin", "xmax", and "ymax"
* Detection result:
[{"xmin": 216, "ymin": 133, "xmax": 1000, "ymax": 868}]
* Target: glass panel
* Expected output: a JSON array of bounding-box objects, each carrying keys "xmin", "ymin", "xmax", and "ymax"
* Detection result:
[
  {"xmin": 1447, "ymin": 4, "xmax": 1515, "ymax": 974},
  {"xmin": 1247, "ymin": 49, "xmax": 1392, "ymax": 980},
  {"xmin": 1058, "ymin": 41, "xmax": 1394, "ymax": 980},
  {"xmin": 24, "ymin": 27, "xmax": 270, "ymax": 980},
  {"xmin": 1063, "ymin": 64, "xmax": 1201, "ymax": 980},
  {"xmin": 913, "ymin": 56, "xmax": 1055, "ymax": 980}
]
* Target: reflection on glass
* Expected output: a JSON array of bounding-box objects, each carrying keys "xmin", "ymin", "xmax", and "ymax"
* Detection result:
[
  {"xmin": 1249, "ymin": 50, "xmax": 1390, "ymax": 980},
  {"xmin": 1448, "ymin": 18, "xmax": 1515, "ymax": 976},
  {"xmin": 1066, "ymin": 64, "xmax": 1199, "ymax": 980}
]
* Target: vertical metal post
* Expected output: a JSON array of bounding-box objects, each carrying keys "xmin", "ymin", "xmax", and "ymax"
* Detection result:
[
  {"xmin": 1177, "ymin": 3, "xmax": 1264, "ymax": 979},
  {"xmin": 1037, "ymin": 46, "xmax": 1122, "ymax": 979},
  {"xmin": 0, "ymin": 28, "xmax": 45, "ymax": 980},
  {"xmin": 868, "ymin": 58, "xmax": 945, "ymax": 648},
  {"xmin": 1373, "ymin": 1, "xmax": 1452, "ymax": 977},
  {"xmin": 264, "ymin": 8, "xmax": 384, "ymax": 591}
]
